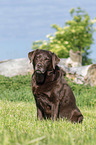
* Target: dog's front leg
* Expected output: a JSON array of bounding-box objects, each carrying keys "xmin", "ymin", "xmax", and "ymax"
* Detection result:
[
  {"xmin": 51, "ymin": 102, "xmax": 59, "ymax": 120},
  {"xmin": 37, "ymin": 107, "xmax": 44, "ymax": 120},
  {"xmin": 70, "ymin": 109, "xmax": 83, "ymax": 123}
]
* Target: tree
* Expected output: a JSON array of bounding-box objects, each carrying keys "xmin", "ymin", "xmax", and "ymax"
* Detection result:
[{"xmin": 32, "ymin": 7, "xmax": 96, "ymax": 65}]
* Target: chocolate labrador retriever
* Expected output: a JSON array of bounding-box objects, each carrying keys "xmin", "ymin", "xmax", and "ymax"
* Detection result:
[{"xmin": 28, "ymin": 49, "xmax": 83, "ymax": 123}]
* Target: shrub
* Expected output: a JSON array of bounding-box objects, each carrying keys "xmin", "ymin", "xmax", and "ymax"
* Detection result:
[{"xmin": 32, "ymin": 7, "xmax": 96, "ymax": 65}]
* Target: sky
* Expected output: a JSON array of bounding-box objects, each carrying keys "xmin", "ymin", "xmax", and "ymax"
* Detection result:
[{"xmin": 0, "ymin": 0, "xmax": 96, "ymax": 62}]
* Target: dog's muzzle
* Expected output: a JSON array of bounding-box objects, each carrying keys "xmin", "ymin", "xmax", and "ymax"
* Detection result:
[
  {"xmin": 35, "ymin": 63, "xmax": 45, "ymax": 74},
  {"xmin": 35, "ymin": 70, "xmax": 45, "ymax": 84}
]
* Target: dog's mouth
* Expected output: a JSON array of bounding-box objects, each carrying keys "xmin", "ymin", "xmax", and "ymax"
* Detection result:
[
  {"xmin": 35, "ymin": 70, "xmax": 46, "ymax": 84},
  {"xmin": 35, "ymin": 70, "xmax": 45, "ymax": 74}
]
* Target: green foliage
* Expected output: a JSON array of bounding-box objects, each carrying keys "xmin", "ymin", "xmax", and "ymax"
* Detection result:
[
  {"xmin": 0, "ymin": 74, "xmax": 96, "ymax": 107},
  {"xmin": 0, "ymin": 74, "xmax": 33, "ymax": 102},
  {"xmin": 32, "ymin": 7, "xmax": 96, "ymax": 65},
  {"xmin": 0, "ymin": 74, "xmax": 96, "ymax": 144}
]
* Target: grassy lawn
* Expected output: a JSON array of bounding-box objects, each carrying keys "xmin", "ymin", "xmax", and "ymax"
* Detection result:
[{"xmin": 0, "ymin": 74, "xmax": 96, "ymax": 145}]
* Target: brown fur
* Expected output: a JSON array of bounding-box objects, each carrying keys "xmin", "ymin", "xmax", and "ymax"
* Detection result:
[{"xmin": 28, "ymin": 49, "xmax": 83, "ymax": 123}]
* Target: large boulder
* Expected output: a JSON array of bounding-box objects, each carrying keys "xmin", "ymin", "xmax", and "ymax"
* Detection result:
[
  {"xmin": 66, "ymin": 49, "xmax": 82, "ymax": 67},
  {"xmin": 0, "ymin": 58, "xmax": 33, "ymax": 77},
  {"xmin": 85, "ymin": 64, "xmax": 96, "ymax": 86},
  {"xmin": 0, "ymin": 58, "xmax": 96, "ymax": 86},
  {"xmin": 59, "ymin": 60, "xmax": 96, "ymax": 86}
]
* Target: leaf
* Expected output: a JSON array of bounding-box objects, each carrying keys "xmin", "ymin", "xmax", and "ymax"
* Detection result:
[
  {"xmin": 70, "ymin": 8, "xmax": 75, "ymax": 15},
  {"xmin": 31, "ymin": 7, "xmax": 95, "ymax": 64}
]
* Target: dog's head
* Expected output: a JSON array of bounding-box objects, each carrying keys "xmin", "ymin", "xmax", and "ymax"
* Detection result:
[{"xmin": 28, "ymin": 49, "xmax": 60, "ymax": 84}]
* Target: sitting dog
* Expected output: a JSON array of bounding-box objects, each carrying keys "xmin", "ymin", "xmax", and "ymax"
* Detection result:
[{"xmin": 28, "ymin": 49, "xmax": 83, "ymax": 123}]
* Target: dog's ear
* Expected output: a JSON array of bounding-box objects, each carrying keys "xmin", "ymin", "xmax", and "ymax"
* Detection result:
[
  {"xmin": 28, "ymin": 49, "xmax": 38, "ymax": 63},
  {"xmin": 52, "ymin": 53, "xmax": 60, "ymax": 69}
]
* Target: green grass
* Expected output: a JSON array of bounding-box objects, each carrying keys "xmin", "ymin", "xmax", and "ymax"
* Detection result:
[{"xmin": 0, "ymin": 74, "xmax": 96, "ymax": 145}]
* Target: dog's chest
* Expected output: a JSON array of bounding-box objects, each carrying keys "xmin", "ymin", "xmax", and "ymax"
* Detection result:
[
  {"xmin": 31, "ymin": 72, "xmax": 62, "ymax": 104},
  {"xmin": 33, "ymin": 85, "xmax": 52, "ymax": 98},
  {"xmin": 32, "ymin": 75, "xmax": 56, "ymax": 95}
]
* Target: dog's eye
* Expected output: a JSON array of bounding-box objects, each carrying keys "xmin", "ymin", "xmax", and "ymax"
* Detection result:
[
  {"xmin": 45, "ymin": 58, "xmax": 49, "ymax": 61},
  {"xmin": 36, "ymin": 55, "xmax": 42, "ymax": 59}
]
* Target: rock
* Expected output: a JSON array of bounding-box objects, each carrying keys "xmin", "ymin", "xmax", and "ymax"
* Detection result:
[
  {"xmin": 65, "ymin": 49, "xmax": 82, "ymax": 67},
  {"xmin": 0, "ymin": 58, "xmax": 33, "ymax": 77},
  {"xmin": 84, "ymin": 64, "xmax": 96, "ymax": 86},
  {"xmin": 59, "ymin": 61, "xmax": 96, "ymax": 86},
  {"xmin": 0, "ymin": 58, "xmax": 96, "ymax": 86}
]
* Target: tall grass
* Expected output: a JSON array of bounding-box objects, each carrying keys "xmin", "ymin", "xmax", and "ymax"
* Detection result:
[{"xmin": 0, "ymin": 74, "xmax": 96, "ymax": 145}]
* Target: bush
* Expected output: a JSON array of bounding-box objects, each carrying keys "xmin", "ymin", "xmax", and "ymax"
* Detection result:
[{"xmin": 32, "ymin": 7, "xmax": 96, "ymax": 65}]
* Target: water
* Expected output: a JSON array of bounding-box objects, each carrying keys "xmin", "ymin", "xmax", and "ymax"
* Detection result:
[{"xmin": 0, "ymin": 0, "xmax": 96, "ymax": 62}]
